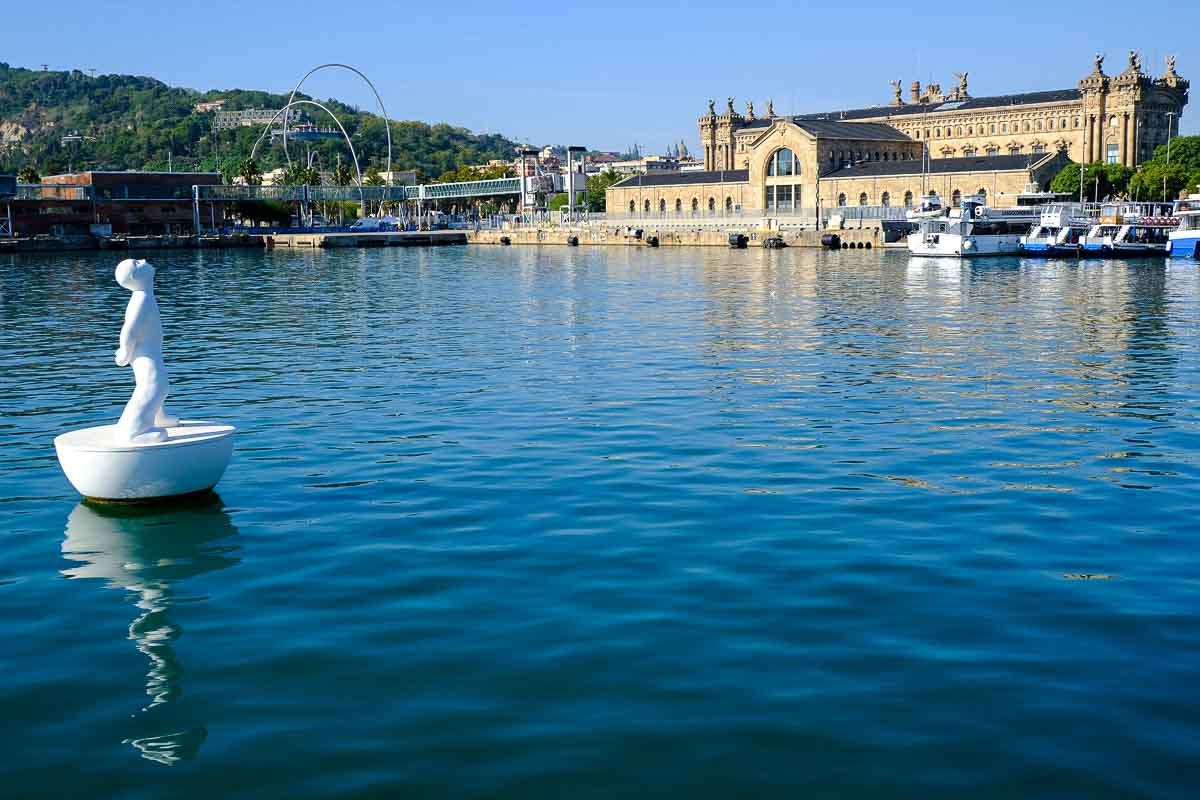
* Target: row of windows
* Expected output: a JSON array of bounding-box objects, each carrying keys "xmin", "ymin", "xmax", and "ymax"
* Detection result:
[
  {"xmin": 950, "ymin": 143, "xmax": 1048, "ymax": 157},
  {"xmin": 834, "ymin": 188, "xmax": 986, "ymax": 208},
  {"xmin": 915, "ymin": 116, "xmax": 1083, "ymax": 140},
  {"xmin": 629, "ymin": 197, "xmax": 737, "ymax": 214}
]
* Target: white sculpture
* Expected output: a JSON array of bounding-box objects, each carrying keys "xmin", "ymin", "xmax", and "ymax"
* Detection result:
[
  {"xmin": 54, "ymin": 259, "xmax": 235, "ymax": 501},
  {"xmin": 114, "ymin": 259, "xmax": 179, "ymax": 444}
]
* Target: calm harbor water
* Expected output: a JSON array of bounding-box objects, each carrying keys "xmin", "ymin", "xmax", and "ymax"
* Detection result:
[{"xmin": 2, "ymin": 245, "xmax": 1200, "ymax": 798}]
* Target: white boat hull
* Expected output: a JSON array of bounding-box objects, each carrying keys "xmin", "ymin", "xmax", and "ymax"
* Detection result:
[
  {"xmin": 908, "ymin": 233, "xmax": 1023, "ymax": 257},
  {"xmin": 55, "ymin": 421, "xmax": 235, "ymax": 501}
]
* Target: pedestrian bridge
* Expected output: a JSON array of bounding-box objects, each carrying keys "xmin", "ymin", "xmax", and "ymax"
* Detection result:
[{"xmin": 195, "ymin": 177, "xmax": 521, "ymax": 204}]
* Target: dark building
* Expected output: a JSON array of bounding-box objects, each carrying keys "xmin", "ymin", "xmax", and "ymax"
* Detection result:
[{"xmin": 9, "ymin": 171, "xmax": 225, "ymax": 236}]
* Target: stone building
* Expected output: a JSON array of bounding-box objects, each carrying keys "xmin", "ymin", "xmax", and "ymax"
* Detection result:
[{"xmin": 608, "ymin": 53, "xmax": 1186, "ymax": 216}]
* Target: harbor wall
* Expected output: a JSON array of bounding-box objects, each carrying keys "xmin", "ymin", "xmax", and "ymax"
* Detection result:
[{"xmin": 468, "ymin": 226, "xmax": 883, "ymax": 248}]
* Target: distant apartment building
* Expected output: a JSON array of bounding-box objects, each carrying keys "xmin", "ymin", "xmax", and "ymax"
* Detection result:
[
  {"xmin": 609, "ymin": 155, "xmax": 689, "ymax": 176},
  {"xmin": 194, "ymin": 99, "xmax": 227, "ymax": 113},
  {"xmin": 213, "ymin": 108, "xmax": 281, "ymax": 131}
]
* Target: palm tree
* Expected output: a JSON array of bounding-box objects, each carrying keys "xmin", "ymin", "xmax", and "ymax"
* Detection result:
[
  {"xmin": 332, "ymin": 161, "xmax": 354, "ymax": 186},
  {"xmin": 17, "ymin": 167, "xmax": 40, "ymax": 184},
  {"xmin": 363, "ymin": 168, "xmax": 385, "ymax": 187},
  {"xmin": 237, "ymin": 157, "xmax": 262, "ymax": 186}
]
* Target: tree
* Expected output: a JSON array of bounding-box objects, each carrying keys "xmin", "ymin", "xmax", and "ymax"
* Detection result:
[
  {"xmin": 585, "ymin": 170, "xmax": 624, "ymax": 212},
  {"xmin": 17, "ymin": 166, "xmax": 39, "ymax": 183},
  {"xmin": 1127, "ymin": 136, "xmax": 1200, "ymax": 200},
  {"xmin": 1049, "ymin": 162, "xmax": 1134, "ymax": 201},
  {"xmin": 363, "ymin": 167, "xmax": 385, "ymax": 186},
  {"xmin": 237, "ymin": 157, "xmax": 262, "ymax": 186},
  {"xmin": 332, "ymin": 160, "xmax": 354, "ymax": 186},
  {"xmin": 548, "ymin": 192, "xmax": 568, "ymax": 211}
]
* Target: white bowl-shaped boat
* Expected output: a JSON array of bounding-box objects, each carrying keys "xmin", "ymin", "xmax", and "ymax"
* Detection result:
[{"xmin": 55, "ymin": 420, "xmax": 235, "ymax": 501}]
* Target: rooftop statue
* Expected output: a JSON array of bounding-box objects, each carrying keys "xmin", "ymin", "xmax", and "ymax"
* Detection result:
[
  {"xmin": 746, "ymin": 99, "xmax": 755, "ymax": 119},
  {"xmin": 1165, "ymin": 54, "xmax": 1178, "ymax": 77},
  {"xmin": 890, "ymin": 80, "xmax": 903, "ymax": 105},
  {"xmin": 114, "ymin": 259, "xmax": 178, "ymax": 444},
  {"xmin": 954, "ymin": 71, "xmax": 969, "ymax": 97},
  {"xmin": 708, "ymin": 98, "xmax": 715, "ymax": 116},
  {"xmin": 727, "ymin": 96, "xmax": 735, "ymax": 115},
  {"xmin": 1094, "ymin": 53, "xmax": 1105, "ymax": 74},
  {"xmin": 767, "ymin": 99, "xmax": 775, "ymax": 117},
  {"xmin": 1128, "ymin": 50, "xmax": 1141, "ymax": 73}
]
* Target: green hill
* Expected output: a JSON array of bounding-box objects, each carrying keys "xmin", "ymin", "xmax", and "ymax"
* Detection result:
[{"xmin": 0, "ymin": 62, "xmax": 519, "ymax": 181}]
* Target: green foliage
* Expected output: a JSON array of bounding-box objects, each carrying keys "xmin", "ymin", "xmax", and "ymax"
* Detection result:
[
  {"xmin": 547, "ymin": 193, "xmax": 568, "ymax": 211},
  {"xmin": 1049, "ymin": 162, "xmax": 1134, "ymax": 200},
  {"xmin": 234, "ymin": 200, "xmax": 292, "ymax": 226},
  {"xmin": 331, "ymin": 161, "xmax": 354, "ymax": 186},
  {"xmin": 586, "ymin": 170, "xmax": 623, "ymax": 212},
  {"xmin": 237, "ymin": 157, "xmax": 262, "ymax": 186},
  {"xmin": 363, "ymin": 167, "xmax": 384, "ymax": 186},
  {"xmin": 434, "ymin": 162, "xmax": 511, "ymax": 183},
  {"xmin": 17, "ymin": 166, "xmax": 39, "ymax": 183},
  {"xmin": 0, "ymin": 62, "xmax": 519, "ymax": 180},
  {"xmin": 278, "ymin": 160, "xmax": 320, "ymax": 186},
  {"xmin": 1128, "ymin": 136, "xmax": 1200, "ymax": 200}
]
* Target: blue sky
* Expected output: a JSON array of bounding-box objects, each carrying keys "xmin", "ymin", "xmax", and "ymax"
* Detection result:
[{"xmin": 5, "ymin": 0, "xmax": 1196, "ymax": 153}]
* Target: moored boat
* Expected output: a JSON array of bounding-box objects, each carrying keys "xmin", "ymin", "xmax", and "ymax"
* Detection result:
[
  {"xmin": 907, "ymin": 194, "xmax": 1039, "ymax": 257},
  {"xmin": 1168, "ymin": 194, "xmax": 1200, "ymax": 257},
  {"xmin": 1020, "ymin": 203, "xmax": 1097, "ymax": 256},
  {"xmin": 1080, "ymin": 203, "xmax": 1177, "ymax": 257}
]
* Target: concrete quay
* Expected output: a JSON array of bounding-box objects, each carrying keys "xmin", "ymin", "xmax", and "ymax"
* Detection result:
[
  {"xmin": 265, "ymin": 230, "xmax": 469, "ymax": 249},
  {"xmin": 468, "ymin": 226, "xmax": 882, "ymax": 249}
]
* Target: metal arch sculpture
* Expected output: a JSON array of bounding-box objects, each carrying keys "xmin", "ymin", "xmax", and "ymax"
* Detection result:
[
  {"xmin": 250, "ymin": 99, "xmax": 364, "ymax": 189},
  {"xmin": 281, "ymin": 64, "xmax": 392, "ymax": 181}
]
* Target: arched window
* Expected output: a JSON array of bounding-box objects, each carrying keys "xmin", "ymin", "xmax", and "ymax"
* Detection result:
[
  {"xmin": 1024, "ymin": 121, "xmax": 1031, "ymax": 132},
  {"xmin": 629, "ymin": 200, "xmax": 635, "ymax": 214},
  {"xmin": 986, "ymin": 145, "xmax": 999, "ymax": 156},
  {"xmin": 1009, "ymin": 144, "xmax": 1022, "ymax": 155},
  {"xmin": 967, "ymin": 126, "xmax": 973, "ymax": 136},
  {"xmin": 725, "ymin": 197, "xmax": 733, "ymax": 212},
  {"xmin": 916, "ymin": 130, "xmax": 922, "ymax": 139},
  {"xmin": 858, "ymin": 192, "xmax": 868, "ymax": 206},
  {"xmin": 659, "ymin": 199, "xmax": 666, "ymax": 214},
  {"xmin": 644, "ymin": 199, "xmax": 651, "ymax": 214},
  {"xmin": 962, "ymin": 146, "xmax": 976, "ymax": 157},
  {"xmin": 990, "ymin": 123, "xmax": 996, "ymax": 134},
  {"xmin": 874, "ymin": 151, "xmax": 880, "ymax": 161},
  {"xmin": 1036, "ymin": 120, "xmax": 1043, "ymax": 131},
  {"xmin": 675, "ymin": 198, "xmax": 682, "ymax": 213},
  {"xmin": 690, "ymin": 197, "xmax": 699, "ymax": 214},
  {"xmin": 955, "ymin": 126, "xmax": 962, "ymax": 136},
  {"xmin": 1001, "ymin": 123, "xmax": 1008, "ymax": 133},
  {"xmin": 881, "ymin": 191, "xmax": 890, "ymax": 207},
  {"xmin": 935, "ymin": 128, "xmax": 941, "ymax": 138},
  {"xmin": 903, "ymin": 190, "xmax": 914, "ymax": 208},
  {"xmin": 977, "ymin": 188, "xmax": 987, "ymax": 203},
  {"xmin": 925, "ymin": 129, "xmax": 931, "ymax": 139},
  {"xmin": 1047, "ymin": 119, "xmax": 1054, "ymax": 130},
  {"xmin": 707, "ymin": 197, "xmax": 715, "ymax": 212},
  {"xmin": 1074, "ymin": 116, "xmax": 1081, "ymax": 128},
  {"xmin": 767, "ymin": 147, "xmax": 795, "ymax": 176},
  {"xmin": 837, "ymin": 193, "xmax": 847, "ymax": 207},
  {"xmin": 951, "ymin": 189, "xmax": 962, "ymax": 205}
]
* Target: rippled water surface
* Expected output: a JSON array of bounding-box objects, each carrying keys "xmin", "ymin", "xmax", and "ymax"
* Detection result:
[{"xmin": 3, "ymin": 246, "xmax": 1200, "ymax": 798}]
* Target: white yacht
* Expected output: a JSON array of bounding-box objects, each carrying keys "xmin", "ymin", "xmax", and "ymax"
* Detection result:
[
  {"xmin": 1020, "ymin": 203, "xmax": 1097, "ymax": 256},
  {"xmin": 1168, "ymin": 194, "xmax": 1200, "ymax": 257},
  {"xmin": 907, "ymin": 194, "xmax": 1039, "ymax": 257},
  {"xmin": 1080, "ymin": 203, "xmax": 1177, "ymax": 257}
]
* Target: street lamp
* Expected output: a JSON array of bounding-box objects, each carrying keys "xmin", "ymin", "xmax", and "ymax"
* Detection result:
[{"xmin": 1164, "ymin": 111, "xmax": 1177, "ymax": 202}]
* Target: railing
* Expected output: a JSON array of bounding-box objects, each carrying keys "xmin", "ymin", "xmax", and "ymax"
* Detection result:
[{"xmin": 15, "ymin": 184, "xmax": 92, "ymax": 201}]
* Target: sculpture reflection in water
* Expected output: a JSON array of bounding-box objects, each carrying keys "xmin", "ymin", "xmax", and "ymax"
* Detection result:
[{"xmin": 60, "ymin": 495, "xmax": 240, "ymax": 765}]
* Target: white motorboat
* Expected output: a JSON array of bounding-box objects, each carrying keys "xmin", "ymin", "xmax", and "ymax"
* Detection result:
[{"xmin": 907, "ymin": 194, "xmax": 1039, "ymax": 257}]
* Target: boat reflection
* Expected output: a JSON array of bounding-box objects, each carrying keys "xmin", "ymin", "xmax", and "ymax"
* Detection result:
[{"xmin": 60, "ymin": 494, "xmax": 239, "ymax": 765}]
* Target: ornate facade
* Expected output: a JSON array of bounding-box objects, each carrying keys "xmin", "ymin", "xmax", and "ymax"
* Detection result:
[
  {"xmin": 701, "ymin": 53, "xmax": 1187, "ymax": 170},
  {"xmin": 607, "ymin": 53, "xmax": 1187, "ymax": 217}
]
